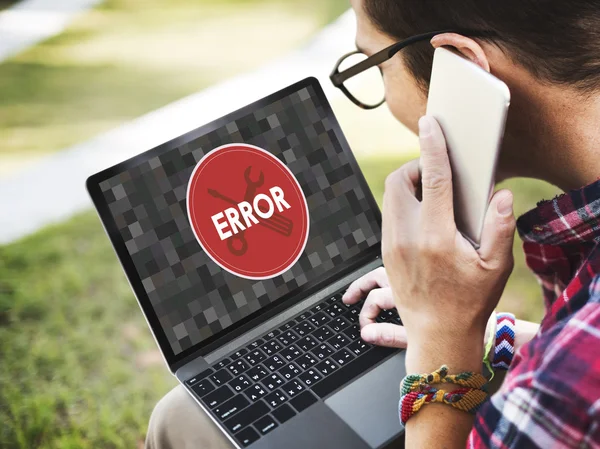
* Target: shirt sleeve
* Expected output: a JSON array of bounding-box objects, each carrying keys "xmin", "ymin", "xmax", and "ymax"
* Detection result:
[{"xmin": 466, "ymin": 283, "xmax": 600, "ymax": 449}]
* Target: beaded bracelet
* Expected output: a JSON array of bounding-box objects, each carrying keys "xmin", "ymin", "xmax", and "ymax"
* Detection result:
[
  {"xmin": 491, "ymin": 313, "xmax": 516, "ymax": 370},
  {"xmin": 399, "ymin": 385, "xmax": 488, "ymax": 425}
]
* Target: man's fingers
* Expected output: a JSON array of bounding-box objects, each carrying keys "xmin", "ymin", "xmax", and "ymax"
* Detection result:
[
  {"xmin": 418, "ymin": 116, "xmax": 454, "ymax": 226},
  {"xmin": 342, "ymin": 267, "xmax": 389, "ymax": 304},
  {"xmin": 358, "ymin": 288, "xmax": 395, "ymax": 328},
  {"xmin": 361, "ymin": 323, "xmax": 407, "ymax": 348},
  {"xmin": 478, "ymin": 189, "xmax": 516, "ymax": 268}
]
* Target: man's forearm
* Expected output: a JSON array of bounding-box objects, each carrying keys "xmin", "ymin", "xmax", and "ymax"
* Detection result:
[
  {"xmin": 404, "ymin": 329, "xmax": 485, "ymax": 449},
  {"xmin": 515, "ymin": 319, "xmax": 539, "ymax": 351}
]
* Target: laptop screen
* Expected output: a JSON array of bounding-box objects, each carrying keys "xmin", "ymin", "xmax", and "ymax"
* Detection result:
[{"xmin": 90, "ymin": 79, "xmax": 381, "ymax": 363}]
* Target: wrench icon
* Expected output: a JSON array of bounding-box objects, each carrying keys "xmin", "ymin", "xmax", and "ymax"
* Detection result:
[{"xmin": 243, "ymin": 166, "xmax": 264, "ymax": 202}]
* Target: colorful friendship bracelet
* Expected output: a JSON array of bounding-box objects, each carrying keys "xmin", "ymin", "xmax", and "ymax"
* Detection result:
[
  {"xmin": 400, "ymin": 365, "xmax": 488, "ymax": 395},
  {"xmin": 491, "ymin": 312, "xmax": 516, "ymax": 370},
  {"xmin": 399, "ymin": 385, "xmax": 488, "ymax": 425}
]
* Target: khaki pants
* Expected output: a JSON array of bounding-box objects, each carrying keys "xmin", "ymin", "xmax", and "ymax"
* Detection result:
[{"xmin": 145, "ymin": 385, "xmax": 232, "ymax": 449}]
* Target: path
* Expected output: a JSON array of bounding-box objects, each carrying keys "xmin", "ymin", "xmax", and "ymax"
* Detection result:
[{"xmin": 0, "ymin": 0, "xmax": 103, "ymax": 62}]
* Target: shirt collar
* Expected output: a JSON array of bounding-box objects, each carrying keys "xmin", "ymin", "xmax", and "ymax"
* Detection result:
[{"xmin": 517, "ymin": 179, "xmax": 600, "ymax": 245}]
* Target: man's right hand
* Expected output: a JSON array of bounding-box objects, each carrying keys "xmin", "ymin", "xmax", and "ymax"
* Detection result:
[{"xmin": 341, "ymin": 267, "xmax": 407, "ymax": 348}]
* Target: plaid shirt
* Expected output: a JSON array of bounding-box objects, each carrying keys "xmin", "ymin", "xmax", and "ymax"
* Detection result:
[{"xmin": 468, "ymin": 179, "xmax": 600, "ymax": 448}]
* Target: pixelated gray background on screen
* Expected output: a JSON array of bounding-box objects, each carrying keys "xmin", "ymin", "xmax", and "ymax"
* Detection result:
[{"xmin": 100, "ymin": 85, "xmax": 381, "ymax": 355}]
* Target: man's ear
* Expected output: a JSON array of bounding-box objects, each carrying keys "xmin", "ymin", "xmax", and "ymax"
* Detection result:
[{"xmin": 430, "ymin": 33, "xmax": 490, "ymax": 72}]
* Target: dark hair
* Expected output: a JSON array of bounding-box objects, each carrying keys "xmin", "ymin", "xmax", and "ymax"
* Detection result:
[{"xmin": 363, "ymin": 0, "xmax": 600, "ymax": 92}]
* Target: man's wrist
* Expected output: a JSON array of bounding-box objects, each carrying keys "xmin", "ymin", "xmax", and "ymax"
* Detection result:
[{"xmin": 405, "ymin": 333, "xmax": 485, "ymax": 375}]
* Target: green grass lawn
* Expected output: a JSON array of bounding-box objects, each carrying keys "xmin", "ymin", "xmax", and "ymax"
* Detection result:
[{"xmin": 0, "ymin": 154, "xmax": 559, "ymax": 448}]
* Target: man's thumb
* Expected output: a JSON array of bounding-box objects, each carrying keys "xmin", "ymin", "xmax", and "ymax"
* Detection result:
[
  {"xmin": 361, "ymin": 323, "xmax": 407, "ymax": 348},
  {"xmin": 478, "ymin": 189, "xmax": 516, "ymax": 267}
]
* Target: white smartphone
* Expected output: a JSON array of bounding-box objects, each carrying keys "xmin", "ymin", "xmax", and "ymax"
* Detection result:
[{"xmin": 426, "ymin": 47, "xmax": 511, "ymax": 248}]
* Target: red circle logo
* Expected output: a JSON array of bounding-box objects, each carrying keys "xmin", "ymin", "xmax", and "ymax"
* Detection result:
[{"xmin": 187, "ymin": 143, "xmax": 310, "ymax": 280}]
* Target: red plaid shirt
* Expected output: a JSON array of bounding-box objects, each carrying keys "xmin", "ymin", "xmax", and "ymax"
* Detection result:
[{"xmin": 469, "ymin": 179, "xmax": 600, "ymax": 448}]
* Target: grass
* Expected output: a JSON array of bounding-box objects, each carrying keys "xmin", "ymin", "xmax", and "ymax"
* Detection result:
[
  {"xmin": 0, "ymin": 0, "xmax": 348, "ymax": 161},
  {"xmin": 0, "ymin": 154, "xmax": 559, "ymax": 448}
]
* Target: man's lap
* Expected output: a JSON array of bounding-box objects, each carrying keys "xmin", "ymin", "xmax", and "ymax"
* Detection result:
[{"xmin": 145, "ymin": 385, "xmax": 232, "ymax": 449}]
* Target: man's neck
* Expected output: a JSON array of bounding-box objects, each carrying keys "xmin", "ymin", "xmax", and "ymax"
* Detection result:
[{"xmin": 499, "ymin": 66, "xmax": 600, "ymax": 192}]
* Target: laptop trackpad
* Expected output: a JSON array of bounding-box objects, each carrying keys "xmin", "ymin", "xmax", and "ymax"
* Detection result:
[{"xmin": 325, "ymin": 351, "xmax": 406, "ymax": 448}]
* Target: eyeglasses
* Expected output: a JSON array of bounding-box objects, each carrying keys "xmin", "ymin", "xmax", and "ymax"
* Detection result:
[{"xmin": 330, "ymin": 29, "xmax": 492, "ymax": 110}]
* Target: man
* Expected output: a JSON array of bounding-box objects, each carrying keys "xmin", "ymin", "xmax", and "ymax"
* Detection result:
[{"xmin": 146, "ymin": 0, "xmax": 600, "ymax": 447}]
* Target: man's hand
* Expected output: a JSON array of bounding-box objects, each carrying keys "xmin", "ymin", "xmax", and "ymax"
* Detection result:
[
  {"xmin": 342, "ymin": 267, "xmax": 407, "ymax": 348},
  {"xmin": 383, "ymin": 115, "xmax": 516, "ymax": 372}
]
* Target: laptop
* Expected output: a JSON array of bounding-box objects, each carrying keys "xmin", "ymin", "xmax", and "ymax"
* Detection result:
[{"xmin": 87, "ymin": 77, "xmax": 406, "ymax": 449}]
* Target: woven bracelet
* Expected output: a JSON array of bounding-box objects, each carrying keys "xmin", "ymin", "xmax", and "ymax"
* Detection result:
[
  {"xmin": 400, "ymin": 365, "xmax": 488, "ymax": 395},
  {"xmin": 492, "ymin": 313, "xmax": 516, "ymax": 370},
  {"xmin": 399, "ymin": 385, "xmax": 488, "ymax": 425}
]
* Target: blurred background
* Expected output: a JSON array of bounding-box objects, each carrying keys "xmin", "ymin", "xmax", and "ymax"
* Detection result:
[{"xmin": 0, "ymin": 0, "xmax": 558, "ymax": 447}]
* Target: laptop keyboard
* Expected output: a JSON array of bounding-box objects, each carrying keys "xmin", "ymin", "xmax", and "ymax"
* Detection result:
[{"xmin": 184, "ymin": 289, "xmax": 402, "ymax": 447}]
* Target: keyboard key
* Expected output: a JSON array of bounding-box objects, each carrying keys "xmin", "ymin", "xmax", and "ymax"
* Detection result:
[
  {"xmin": 309, "ymin": 312, "xmax": 330, "ymax": 327},
  {"xmin": 282, "ymin": 379, "xmax": 305, "ymax": 397},
  {"xmin": 324, "ymin": 303, "xmax": 345, "ymax": 318},
  {"xmin": 247, "ymin": 364, "xmax": 270, "ymax": 382},
  {"xmin": 326, "ymin": 296, "xmax": 338, "ymax": 304},
  {"xmin": 278, "ymin": 330, "xmax": 299, "ymax": 346},
  {"xmin": 264, "ymin": 329, "xmax": 281, "ymax": 341},
  {"xmin": 185, "ymin": 368, "xmax": 213, "ymax": 386},
  {"xmin": 231, "ymin": 348, "xmax": 248, "ymax": 360},
  {"xmin": 297, "ymin": 335, "xmax": 319, "ymax": 352},
  {"xmin": 230, "ymin": 374, "xmax": 252, "ymax": 393},
  {"xmin": 244, "ymin": 349, "xmax": 267, "ymax": 366},
  {"xmin": 290, "ymin": 390, "xmax": 318, "ymax": 412},
  {"xmin": 295, "ymin": 321, "xmax": 315, "ymax": 337},
  {"xmin": 313, "ymin": 343, "xmax": 334, "ymax": 360},
  {"xmin": 313, "ymin": 347, "xmax": 397, "ymax": 399},
  {"xmin": 191, "ymin": 378, "xmax": 215, "ymax": 397},
  {"xmin": 343, "ymin": 324, "xmax": 361, "ymax": 340},
  {"xmin": 214, "ymin": 394, "xmax": 250, "ymax": 421},
  {"xmin": 297, "ymin": 311, "xmax": 312, "ymax": 321},
  {"xmin": 332, "ymin": 348, "xmax": 355, "ymax": 367},
  {"xmin": 310, "ymin": 302, "xmax": 326, "ymax": 313},
  {"xmin": 279, "ymin": 319, "xmax": 297, "ymax": 332},
  {"xmin": 248, "ymin": 338, "xmax": 265, "ymax": 349},
  {"xmin": 214, "ymin": 358, "xmax": 231, "ymax": 370},
  {"xmin": 280, "ymin": 345, "xmax": 302, "ymax": 362},
  {"xmin": 343, "ymin": 308, "xmax": 360, "ymax": 323},
  {"xmin": 272, "ymin": 403, "xmax": 296, "ymax": 424},
  {"xmin": 254, "ymin": 415, "xmax": 278, "ymax": 435},
  {"xmin": 296, "ymin": 353, "xmax": 318, "ymax": 370},
  {"xmin": 312, "ymin": 326, "xmax": 333, "ymax": 342},
  {"xmin": 261, "ymin": 340, "xmax": 281, "ymax": 356},
  {"xmin": 264, "ymin": 355, "xmax": 285, "ymax": 372},
  {"xmin": 204, "ymin": 385, "xmax": 234, "ymax": 408},
  {"xmin": 264, "ymin": 389, "xmax": 287, "ymax": 408},
  {"xmin": 328, "ymin": 334, "xmax": 350, "ymax": 351},
  {"xmin": 316, "ymin": 359, "xmax": 339, "ymax": 376},
  {"xmin": 279, "ymin": 363, "xmax": 301, "ymax": 381},
  {"xmin": 347, "ymin": 340, "xmax": 371, "ymax": 356},
  {"xmin": 298, "ymin": 368, "xmax": 322, "ymax": 387},
  {"xmin": 329, "ymin": 316, "xmax": 351, "ymax": 332},
  {"xmin": 227, "ymin": 360, "xmax": 250, "ymax": 376},
  {"xmin": 245, "ymin": 384, "xmax": 268, "ymax": 402},
  {"xmin": 235, "ymin": 426, "xmax": 260, "ymax": 447},
  {"xmin": 224, "ymin": 400, "xmax": 269, "ymax": 433},
  {"xmin": 210, "ymin": 369, "xmax": 233, "ymax": 386},
  {"xmin": 262, "ymin": 373, "xmax": 285, "ymax": 390}
]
